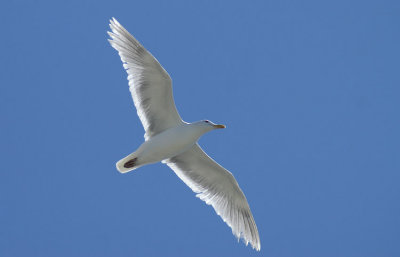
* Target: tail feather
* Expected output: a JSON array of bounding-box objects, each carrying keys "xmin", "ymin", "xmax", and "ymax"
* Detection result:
[
  {"xmin": 124, "ymin": 158, "xmax": 137, "ymax": 168},
  {"xmin": 116, "ymin": 152, "xmax": 141, "ymax": 173}
]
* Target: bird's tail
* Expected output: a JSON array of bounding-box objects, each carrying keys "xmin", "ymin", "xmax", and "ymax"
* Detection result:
[{"xmin": 116, "ymin": 152, "xmax": 142, "ymax": 173}]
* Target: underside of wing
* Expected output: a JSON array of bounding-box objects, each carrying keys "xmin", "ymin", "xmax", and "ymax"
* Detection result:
[
  {"xmin": 108, "ymin": 18, "xmax": 183, "ymax": 139},
  {"xmin": 165, "ymin": 144, "xmax": 260, "ymax": 251}
]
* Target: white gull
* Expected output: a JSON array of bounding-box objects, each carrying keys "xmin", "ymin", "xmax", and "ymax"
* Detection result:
[{"xmin": 108, "ymin": 18, "xmax": 260, "ymax": 251}]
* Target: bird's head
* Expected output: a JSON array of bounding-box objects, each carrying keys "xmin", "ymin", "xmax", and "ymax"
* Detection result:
[{"xmin": 195, "ymin": 120, "xmax": 226, "ymax": 131}]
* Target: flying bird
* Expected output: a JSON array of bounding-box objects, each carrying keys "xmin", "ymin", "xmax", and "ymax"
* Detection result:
[{"xmin": 107, "ymin": 18, "xmax": 260, "ymax": 251}]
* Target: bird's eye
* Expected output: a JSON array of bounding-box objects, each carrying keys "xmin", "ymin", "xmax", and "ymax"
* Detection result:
[{"xmin": 205, "ymin": 120, "xmax": 209, "ymax": 123}]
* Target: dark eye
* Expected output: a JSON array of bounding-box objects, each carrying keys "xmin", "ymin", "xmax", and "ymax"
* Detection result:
[{"xmin": 205, "ymin": 120, "xmax": 209, "ymax": 123}]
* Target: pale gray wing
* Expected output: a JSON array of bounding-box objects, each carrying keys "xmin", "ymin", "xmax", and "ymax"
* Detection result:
[
  {"xmin": 165, "ymin": 144, "xmax": 261, "ymax": 251},
  {"xmin": 108, "ymin": 18, "xmax": 183, "ymax": 139}
]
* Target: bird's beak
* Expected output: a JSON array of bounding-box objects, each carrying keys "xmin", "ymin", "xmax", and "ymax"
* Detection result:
[{"xmin": 213, "ymin": 124, "xmax": 226, "ymax": 129}]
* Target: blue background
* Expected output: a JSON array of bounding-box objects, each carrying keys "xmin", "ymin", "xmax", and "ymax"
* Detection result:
[{"xmin": 1, "ymin": 0, "xmax": 399, "ymax": 256}]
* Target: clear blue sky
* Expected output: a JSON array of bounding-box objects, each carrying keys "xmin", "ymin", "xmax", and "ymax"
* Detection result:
[{"xmin": 1, "ymin": 0, "xmax": 399, "ymax": 256}]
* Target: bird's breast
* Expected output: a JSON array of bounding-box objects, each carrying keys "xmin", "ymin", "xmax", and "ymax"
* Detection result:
[{"xmin": 136, "ymin": 125, "xmax": 200, "ymax": 164}]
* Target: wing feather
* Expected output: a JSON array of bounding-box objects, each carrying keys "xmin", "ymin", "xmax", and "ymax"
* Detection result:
[
  {"xmin": 165, "ymin": 144, "xmax": 261, "ymax": 251},
  {"xmin": 108, "ymin": 18, "xmax": 183, "ymax": 139}
]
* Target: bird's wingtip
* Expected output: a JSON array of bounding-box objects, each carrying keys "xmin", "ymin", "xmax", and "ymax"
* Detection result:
[{"xmin": 110, "ymin": 17, "xmax": 120, "ymax": 27}]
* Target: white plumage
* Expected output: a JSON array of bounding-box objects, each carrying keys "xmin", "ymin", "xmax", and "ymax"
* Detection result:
[{"xmin": 108, "ymin": 18, "xmax": 260, "ymax": 251}]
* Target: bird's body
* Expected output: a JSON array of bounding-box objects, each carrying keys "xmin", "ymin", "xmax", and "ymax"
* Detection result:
[
  {"xmin": 108, "ymin": 18, "xmax": 261, "ymax": 251},
  {"xmin": 117, "ymin": 122, "xmax": 216, "ymax": 173}
]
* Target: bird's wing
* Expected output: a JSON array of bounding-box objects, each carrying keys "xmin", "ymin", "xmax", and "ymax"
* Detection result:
[
  {"xmin": 108, "ymin": 18, "xmax": 183, "ymax": 140},
  {"xmin": 165, "ymin": 144, "xmax": 260, "ymax": 251}
]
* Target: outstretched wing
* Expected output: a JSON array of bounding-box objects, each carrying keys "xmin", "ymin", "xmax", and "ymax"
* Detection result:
[
  {"xmin": 165, "ymin": 144, "xmax": 261, "ymax": 251},
  {"xmin": 108, "ymin": 18, "xmax": 183, "ymax": 140}
]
